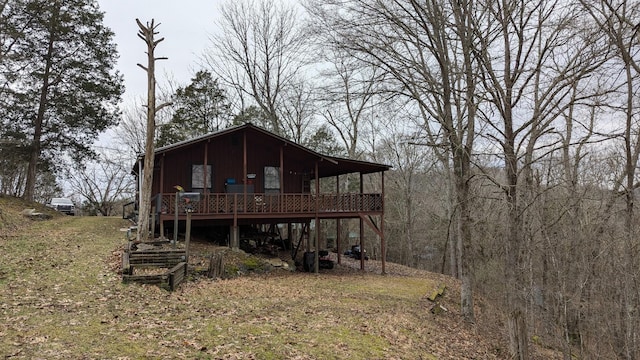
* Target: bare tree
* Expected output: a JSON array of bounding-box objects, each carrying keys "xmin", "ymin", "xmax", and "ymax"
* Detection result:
[
  {"xmin": 472, "ymin": 0, "xmax": 612, "ymax": 357},
  {"xmin": 278, "ymin": 77, "xmax": 316, "ymax": 144},
  {"xmin": 376, "ymin": 125, "xmax": 438, "ymax": 268},
  {"xmin": 67, "ymin": 150, "xmax": 135, "ymax": 216},
  {"xmin": 114, "ymin": 79, "xmax": 176, "ymax": 158},
  {"xmin": 577, "ymin": 1, "xmax": 640, "ymax": 357},
  {"xmin": 136, "ymin": 19, "xmax": 171, "ymax": 242},
  {"xmin": 204, "ymin": 0, "xmax": 310, "ymax": 138},
  {"xmin": 306, "ymin": 0, "xmax": 482, "ymax": 323},
  {"xmin": 114, "ymin": 99, "xmax": 148, "ymax": 157},
  {"xmin": 315, "ymin": 50, "xmax": 382, "ymax": 160}
]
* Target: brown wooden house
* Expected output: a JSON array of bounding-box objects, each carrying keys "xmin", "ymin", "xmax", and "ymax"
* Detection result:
[{"xmin": 132, "ymin": 123, "xmax": 391, "ymax": 272}]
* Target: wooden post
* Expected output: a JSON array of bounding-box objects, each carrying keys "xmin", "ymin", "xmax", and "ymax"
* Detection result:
[
  {"xmin": 208, "ymin": 253, "xmax": 224, "ymax": 278},
  {"xmin": 173, "ymin": 192, "xmax": 179, "ymax": 247},
  {"xmin": 150, "ymin": 207, "xmax": 156, "ymax": 239},
  {"xmin": 360, "ymin": 172, "xmax": 364, "ymax": 271},
  {"xmin": 279, "ymin": 145, "xmax": 284, "ymax": 212},
  {"xmin": 231, "ymin": 225, "xmax": 239, "ymax": 250},
  {"xmin": 232, "ymin": 193, "xmax": 239, "ymax": 250},
  {"xmin": 159, "ymin": 156, "xmax": 165, "ymax": 239},
  {"xmin": 381, "ymin": 171, "xmax": 386, "ymax": 275},
  {"xmin": 336, "ymin": 175, "xmax": 341, "ymax": 265},
  {"xmin": 204, "ymin": 141, "xmax": 209, "ymax": 193},
  {"xmin": 185, "ymin": 210, "xmax": 192, "ymax": 265},
  {"xmin": 314, "ymin": 161, "xmax": 320, "ymax": 273},
  {"xmin": 243, "ymin": 131, "xmax": 247, "ymax": 213}
]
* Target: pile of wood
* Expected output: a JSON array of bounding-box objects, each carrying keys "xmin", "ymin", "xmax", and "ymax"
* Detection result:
[{"xmin": 122, "ymin": 242, "xmax": 188, "ymax": 291}]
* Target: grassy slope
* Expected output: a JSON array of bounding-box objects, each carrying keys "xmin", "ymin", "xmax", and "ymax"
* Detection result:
[{"xmin": 0, "ymin": 196, "xmax": 558, "ymax": 359}]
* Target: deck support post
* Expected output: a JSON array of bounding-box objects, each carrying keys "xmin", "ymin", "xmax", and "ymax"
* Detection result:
[
  {"xmin": 336, "ymin": 175, "xmax": 341, "ymax": 265},
  {"xmin": 360, "ymin": 172, "xmax": 365, "ymax": 271},
  {"xmin": 314, "ymin": 161, "xmax": 320, "ymax": 274},
  {"xmin": 150, "ymin": 207, "xmax": 156, "ymax": 239},
  {"xmin": 185, "ymin": 210, "xmax": 192, "ymax": 268},
  {"xmin": 381, "ymin": 171, "xmax": 386, "ymax": 275},
  {"xmin": 231, "ymin": 225, "xmax": 239, "ymax": 250},
  {"xmin": 173, "ymin": 192, "xmax": 178, "ymax": 247}
]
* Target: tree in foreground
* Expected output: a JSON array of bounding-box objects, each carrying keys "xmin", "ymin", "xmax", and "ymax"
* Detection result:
[
  {"xmin": 0, "ymin": 0, "xmax": 123, "ymax": 201},
  {"xmin": 136, "ymin": 18, "xmax": 171, "ymax": 242}
]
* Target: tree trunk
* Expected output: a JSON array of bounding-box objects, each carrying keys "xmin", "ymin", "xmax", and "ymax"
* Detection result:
[
  {"xmin": 454, "ymin": 146, "xmax": 474, "ymax": 323},
  {"xmin": 24, "ymin": 3, "xmax": 59, "ymax": 202},
  {"xmin": 508, "ymin": 310, "xmax": 529, "ymax": 360},
  {"xmin": 136, "ymin": 19, "xmax": 169, "ymax": 242},
  {"xmin": 504, "ymin": 124, "xmax": 529, "ymax": 359}
]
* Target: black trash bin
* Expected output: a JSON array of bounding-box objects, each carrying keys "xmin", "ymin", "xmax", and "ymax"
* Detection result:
[{"xmin": 303, "ymin": 251, "xmax": 315, "ymax": 272}]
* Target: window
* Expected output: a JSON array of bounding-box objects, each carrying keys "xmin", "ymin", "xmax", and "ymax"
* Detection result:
[
  {"xmin": 192, "ymin": 165, "xmax": 212, "ymax": 192},
  {"xmin": 264, "ymin": 166, "xmax": 280, "ymax": 193}
]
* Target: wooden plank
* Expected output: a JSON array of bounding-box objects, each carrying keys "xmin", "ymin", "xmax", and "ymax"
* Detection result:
[
  {"xmin": 132, "ymin": 252, "xmax": 185, "ymax": 256},
  {"xmin": 122, "ymin": 274, "xmax": 167, "ymax": 284},
  {"xmin": 128, "ymin": 253, "xmax": 185, "ymax": 257},
  {"xmin": 129, "ymin": 258, "xmax": 185, "ymax": 265},
  {"xmin": 129, "ymin": 262, "xmax": 179, "ymax": 268},
  {"xmin": 122, "ymin": 252, "xmax": 131, "ymax": 275},
  {"xmin": 130, "ymin": 257, "xmax": 184, "ymax": 262},
  {"xmin": 168, "ymin": 262, "xmax": 187, "ymax": 291},
  {"xmin": 128, "ymin": 254, "xmax": 185, "ymax": 260},
  {"xmin": 129, "ymin": 249, "xmax": 186, "ymax": 254},
  {"xmin": 129, "ymin": 257, "xmax": 184, "ymax": 262}
]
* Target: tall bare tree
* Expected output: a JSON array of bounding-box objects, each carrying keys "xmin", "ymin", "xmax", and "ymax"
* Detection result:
[
  {"xmin": 315, "ymin": 50, "xmax": 382, "ymax": 160},
  {"xmin": 306, "ymin": 0, "xmax": 482, "ymax": 323},
  {"xmin": 114, "ymin": 99, "xmax": 148, "ymax": 157},
  {"xmin": 473, "ymin": 0, "xmax": 611, "ymax": 357},
  {"xmin": 136, "ymin": 19, "xmax": 171, "ymax": 241},
  {"xmin": 376, "ymin": 124, "xmax": 438, "ymax": 268},
  {"xmin": 278, "ymin": 77, "xmax": 316, "ymax": 144},
  {"xmin": 204, "ymin": 0, "xmax": 310, "ymax": 138},
  {"xmin": 578, "ymin": 1, "xmax": 640, "ymax": 357}
]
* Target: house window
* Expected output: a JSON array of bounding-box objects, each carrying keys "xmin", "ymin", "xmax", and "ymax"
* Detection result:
[
  {"xmin": 192, "ymin": 165, "xmax": 212, "ymax": 192},
  {"xmin": 264, "ymin": 166, "xmax": 280, "ymax": 193}
]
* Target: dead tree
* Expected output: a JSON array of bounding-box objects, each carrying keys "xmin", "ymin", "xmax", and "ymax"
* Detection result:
[{"xmin": 136, "ymin": 19, "xmax": 171, "ymax": 242}]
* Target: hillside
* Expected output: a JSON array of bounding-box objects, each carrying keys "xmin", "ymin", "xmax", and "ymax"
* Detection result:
[{"xmin": 0, "ymin": 196, "xmax": 560, "ymax": 359}]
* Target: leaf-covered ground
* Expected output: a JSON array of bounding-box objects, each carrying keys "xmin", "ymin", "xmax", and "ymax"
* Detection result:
[{"xmin": 0, "ymin": 197, "xmax": 560, "ymax": 359}]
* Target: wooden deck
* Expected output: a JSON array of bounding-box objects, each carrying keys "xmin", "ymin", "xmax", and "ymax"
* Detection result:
[{"xmin": 156, "ymin": 192, "xmax": 383, "ymax": 221}]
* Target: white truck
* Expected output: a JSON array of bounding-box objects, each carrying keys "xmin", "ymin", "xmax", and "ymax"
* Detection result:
[{"xmin": 47, "ymin": 198, "xmax": 75, "ymax": 216}]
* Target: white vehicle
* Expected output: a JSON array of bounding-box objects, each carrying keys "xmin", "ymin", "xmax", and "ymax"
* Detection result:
[{"xmin": 47, "ymin": 198, "xmax": 75, "ymax": 215}]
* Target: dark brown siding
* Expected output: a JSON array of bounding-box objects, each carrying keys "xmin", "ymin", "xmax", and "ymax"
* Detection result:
[{"xmin": 155, "ymin": 129, "xmax": 314, "ymax": 195}]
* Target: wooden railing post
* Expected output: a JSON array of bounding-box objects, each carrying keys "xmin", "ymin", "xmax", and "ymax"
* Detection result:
[{"xmin": 173, "ymin": 192, "xmax": 178, "ymax": 247}]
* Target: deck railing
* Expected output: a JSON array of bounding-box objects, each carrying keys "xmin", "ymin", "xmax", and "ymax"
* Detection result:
[{"xmin": 158, "ymin": 192, "xmax": 383, "ymax": 216}]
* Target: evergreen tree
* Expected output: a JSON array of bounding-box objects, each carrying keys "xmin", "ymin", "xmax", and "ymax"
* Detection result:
[
  {"xmin": 0, "ymin": 0, "xmax": 123, "ymax": 201},
  {"xmin": 157, "ymin": 70, "xmax": 231, "ymax": 147},
  {"xmin": 231, "ymin": 105, "xmax": 270, "ymax": 129},
  {"xmin": 303, "ymin": 124, "xmax": 344, "ymax": 156}
]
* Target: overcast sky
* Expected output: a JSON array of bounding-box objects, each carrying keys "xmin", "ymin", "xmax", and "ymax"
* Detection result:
[{"xmin": 97, "ymin": 0, "xmax": 223, "ymax": 102}]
